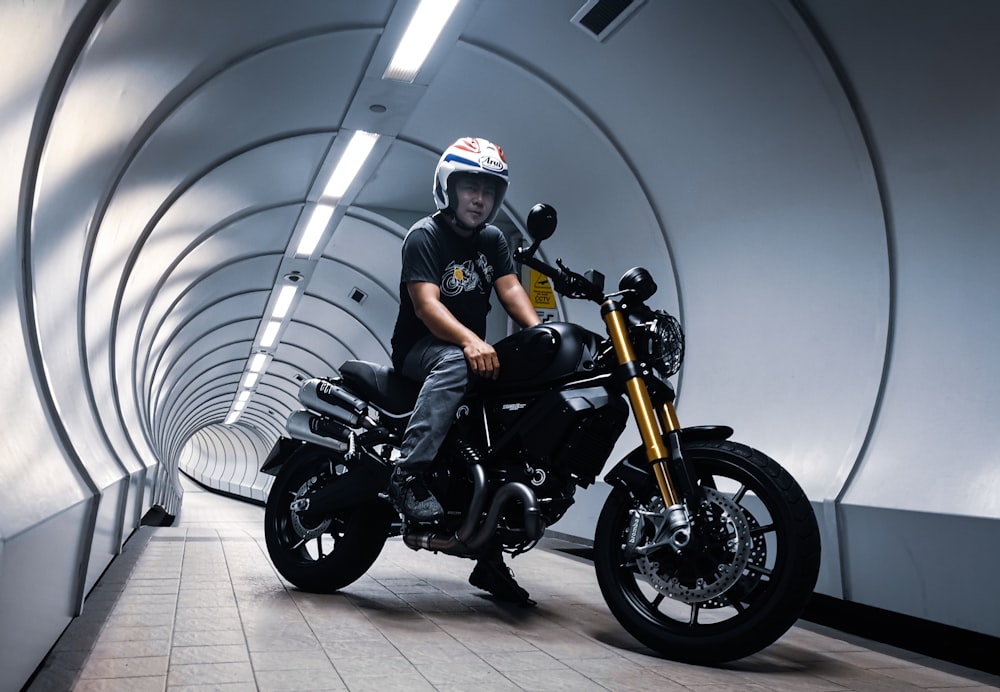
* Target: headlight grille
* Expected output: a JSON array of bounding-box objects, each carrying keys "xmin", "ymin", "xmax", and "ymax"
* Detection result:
[{"xmin": 645, "ymin": 310, "xmax": 685, "ymax": 378}]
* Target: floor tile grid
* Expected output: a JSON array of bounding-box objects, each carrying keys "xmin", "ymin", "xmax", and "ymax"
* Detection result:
[
  {"xmin": 25, "ymin": 481, "xmax": 1000, "ymax": 692},
  {"xmin": 317, "ymin": 539, "xmax": 1000, "ymax": 692}
]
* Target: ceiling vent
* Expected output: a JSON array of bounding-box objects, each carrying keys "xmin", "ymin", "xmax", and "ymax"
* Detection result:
[{"xmin": 571, "ymin": 0, "xmax": 646, "ymax": 42}]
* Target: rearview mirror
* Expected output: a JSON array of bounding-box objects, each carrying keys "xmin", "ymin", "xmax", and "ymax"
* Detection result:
[{"xmin": 526, "ymin": 203, "xmax": 557, "ymax": 242}]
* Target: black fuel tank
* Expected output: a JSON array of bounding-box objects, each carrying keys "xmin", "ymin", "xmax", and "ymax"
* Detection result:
[{"xmin": 487, "ymin": 322, "xmax": 604, "ymax": 389}]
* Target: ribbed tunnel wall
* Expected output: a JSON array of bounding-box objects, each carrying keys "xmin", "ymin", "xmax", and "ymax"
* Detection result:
[
  {"xmin": 179, "ymin": 426, "xmax": 273, "ymax": 504},
  {"xmin": 2, "ymin": 1, "xmax": 998, "ymax": 689}
]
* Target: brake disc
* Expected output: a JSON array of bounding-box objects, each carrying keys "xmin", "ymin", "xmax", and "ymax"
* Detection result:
[
  {"xmin": 289, "ymin": 476, "xmax": 331, "ymax": 540},
  {"xmin": 635, "ymin": 488, "xmax": 754, "ymax": 604}
]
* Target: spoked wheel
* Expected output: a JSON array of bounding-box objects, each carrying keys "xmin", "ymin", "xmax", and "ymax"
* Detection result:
[
  {"xmin": 594, "ymin": 440, "xmax": 821, "ymax": 664},
  {"xmin": 264, "ymin": 448, "xmax": 395, "ymax": 593}
]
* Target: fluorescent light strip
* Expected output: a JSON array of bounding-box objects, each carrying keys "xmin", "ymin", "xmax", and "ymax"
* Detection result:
[
  {"xmin": 249, "ymin": 352, "xmax": 268, "ymax": 373},
  {"xmin": 384, "ymin": 0, "xmax": 460, "ymax": 82},
  {"xmin": 321, "ymin": 131, "xmax": 379, "ymax": 200},
  {"xmin": 295, "ymin": 131, "xmax": 378, "ymax": 257},
  {"xmin": 242, "ymin": 131, "xmax": 380, "ymax": 427},
  {"xmin": 271, "ymin": 285, "xmax": 298, "ymax": 320},
  {"xmin": 227, "ymin": 354, "xmax": 269, "ymax": 425},
  {"xmin": 260, "ymin": 320, "xmax": 281, "ymax": 348},
  {"xmin": 295, "ymin": 204, "xmax": 334, "ymax": 257}
]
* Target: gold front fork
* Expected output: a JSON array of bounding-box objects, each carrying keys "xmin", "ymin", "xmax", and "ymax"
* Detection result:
[{"xmin": 602, "ymin": 300, "xmax": 680, "ymax": 507}]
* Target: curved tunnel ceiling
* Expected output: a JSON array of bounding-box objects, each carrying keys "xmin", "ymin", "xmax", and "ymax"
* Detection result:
[
  {"xmin": 25, "ymin": 0, "xmax": 691, "ymax": 481},
  {"xmin": 28, "ymin": 0, "xmax": 982, "ymax": 518}
]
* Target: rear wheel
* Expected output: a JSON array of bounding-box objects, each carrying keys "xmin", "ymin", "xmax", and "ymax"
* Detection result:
[
  {"xmin": 264, "ymin": 448, "xmax": 394, "ymax": 592},
  {"xmin": 594, "ymin": 440, "xmax": 820, "ymax": 663}
]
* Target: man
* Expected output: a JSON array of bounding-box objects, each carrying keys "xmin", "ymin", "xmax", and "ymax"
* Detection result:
[{"xmin": 389, "ymin": 137, "xmax": 541, "ymax": 604}]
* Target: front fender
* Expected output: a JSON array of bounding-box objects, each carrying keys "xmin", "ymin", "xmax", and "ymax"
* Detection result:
[{"xmin": 603, "ymin": 425, "xmax": 734, "ymax": 489}]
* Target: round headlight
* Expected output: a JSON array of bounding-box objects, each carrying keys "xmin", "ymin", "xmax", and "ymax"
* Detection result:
[{"xmin": 619, "ymin": 267, "xmax": 658, "ymax": 301}]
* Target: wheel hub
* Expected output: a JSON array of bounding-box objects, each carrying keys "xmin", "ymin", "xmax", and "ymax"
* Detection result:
[{"xmin": 635, "ymin": 488, "xmax": 753, "ymax": 604}]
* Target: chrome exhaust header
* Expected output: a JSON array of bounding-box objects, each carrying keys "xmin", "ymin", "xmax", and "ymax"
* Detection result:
[{"xmin": 403, "ymin": 472, "xmax": 543, "ymax": 557}]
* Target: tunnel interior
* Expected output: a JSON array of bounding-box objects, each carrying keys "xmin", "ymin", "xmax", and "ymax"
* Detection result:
[{"xmin": 2, "ymin": 2, "xmax": 999, "ymax": 689}]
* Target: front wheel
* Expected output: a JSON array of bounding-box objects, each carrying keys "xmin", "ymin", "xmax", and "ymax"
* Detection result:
[
  {"xmin": 264, "ymin": 447, "xmax": 395, "ymax": 593},
  {"xmin": 594, "ymin": 440, "xmax": 821, "ymax": 664}
]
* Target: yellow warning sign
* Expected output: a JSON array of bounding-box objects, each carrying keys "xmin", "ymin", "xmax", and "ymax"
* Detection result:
[{"xmin": 529, "ymin": 268, "xmax": 556, "ymax": 309}]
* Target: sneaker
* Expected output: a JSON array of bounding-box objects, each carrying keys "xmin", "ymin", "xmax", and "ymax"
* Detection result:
[
  {"xmin": 469, "ymin": 557, "xmax": 536, "ymax": 606},
  {"xmin": 389, "ymin": 468, "xmax": 444, "ymax": 522}
]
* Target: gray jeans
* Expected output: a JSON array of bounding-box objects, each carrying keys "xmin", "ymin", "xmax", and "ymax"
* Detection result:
[{"xmin": 397, "ymin": 336, "xmax": 470, "ymax": 473}]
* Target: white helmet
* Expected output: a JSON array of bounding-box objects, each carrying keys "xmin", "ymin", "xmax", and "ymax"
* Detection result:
[{"xmin": 433, "ymin": 137, "xmax": 509, "ymax": 225}]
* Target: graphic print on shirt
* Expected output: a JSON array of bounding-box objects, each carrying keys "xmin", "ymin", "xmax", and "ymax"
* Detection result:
[{"xmin": 440, "ymin": 253, "xmax": 494, "ymax": 297}]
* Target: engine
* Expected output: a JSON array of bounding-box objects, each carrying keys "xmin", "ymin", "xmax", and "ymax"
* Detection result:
[{"xmin": 463, "ymin": 384, "xmax": 627, "ymax": 542}]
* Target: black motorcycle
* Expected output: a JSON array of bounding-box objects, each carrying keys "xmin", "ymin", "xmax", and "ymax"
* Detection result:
[{"xmin": 261, "ymin": 203, "xmax": 821, "ymax": 664}]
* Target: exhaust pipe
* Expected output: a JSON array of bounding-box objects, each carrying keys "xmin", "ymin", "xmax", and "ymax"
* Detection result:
[
  {"xmin": 404, "ymin": 477, "xmax": 542, "ymax": 556},
  {"xmin": 286, "ymin": 410, "xmax": 352, "ymax": 452},
  {"xmin": 298, "ymin": 378, "xmax": 366, "ymax": 427}
]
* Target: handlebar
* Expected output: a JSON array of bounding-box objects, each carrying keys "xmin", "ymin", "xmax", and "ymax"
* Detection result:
[{"xmin": 514, "ymin": 245, "xmax": 606, "ymax": 304}]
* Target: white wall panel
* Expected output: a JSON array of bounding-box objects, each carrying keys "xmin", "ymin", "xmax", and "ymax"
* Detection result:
[
  {"xmin": 802, "ymin": 0, "xmax": 1000, "ymax": 634},
  {"xmin": 806, "ymin": 0, "xmax": 1000, "ymax": 517},
  {"xmin": 0, "ymin": 4, "xmax": 116, "ymax": 689}
]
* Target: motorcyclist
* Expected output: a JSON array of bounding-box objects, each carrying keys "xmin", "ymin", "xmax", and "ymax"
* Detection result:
[{"xmin": 388, "ymin": 137, "xmax": 541, "ymax": 604}]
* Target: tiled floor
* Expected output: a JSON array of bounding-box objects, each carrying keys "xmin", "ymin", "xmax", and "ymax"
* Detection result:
[{"xmin": 29, "ymin": 479, "xmax": 999, "ymax": 691}]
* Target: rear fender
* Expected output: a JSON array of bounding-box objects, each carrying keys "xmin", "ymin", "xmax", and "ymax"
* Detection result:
[
  {"xmin": 603, "ymin": 425, "xmax": 734, "ymax": 489},
  {"xmin": 260, "ymin": 437, "xmax": 307, "ymax": 476},
  {"xmin": 290, "ymin": 447, "xmax": 393, "ymax": 516}
]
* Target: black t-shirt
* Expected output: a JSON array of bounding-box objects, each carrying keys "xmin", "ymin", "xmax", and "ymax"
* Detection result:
[{"xmin": 391, "ymin": 214, "xmax": 516, "ymax": 368}]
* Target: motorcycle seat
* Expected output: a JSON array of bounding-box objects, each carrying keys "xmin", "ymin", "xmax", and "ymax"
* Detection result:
[{"xmin": 339, "ymin": 360, "xmax": 420, "ymax": 416}]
